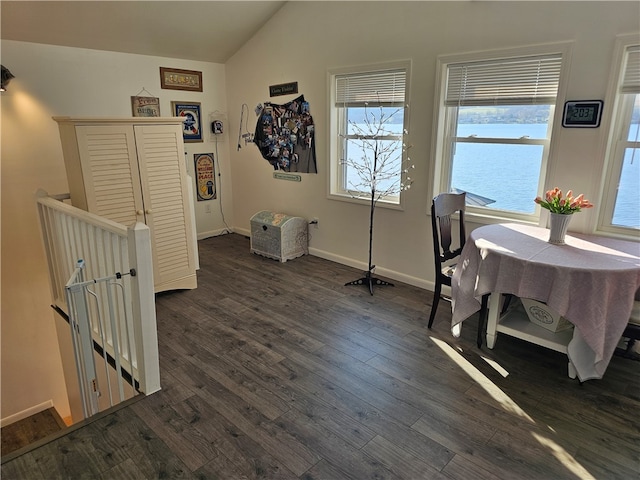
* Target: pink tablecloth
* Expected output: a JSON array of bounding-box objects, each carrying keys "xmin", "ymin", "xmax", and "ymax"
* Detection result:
[{"xmin": 451, "ymin": 223, "xmax": 640, "ymax": 381}]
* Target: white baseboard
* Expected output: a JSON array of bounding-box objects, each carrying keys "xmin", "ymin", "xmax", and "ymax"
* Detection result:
[
  {"xmin": 202, "ymin": 229, "xmax": 435, "ymax": 292},
  {"xmin": 197, "ymin": 227, "xmax": 235, "ymax": 240},
  {"xmin": 1, "ymin": 400, "xmax": 54, "ymax": 427},
  {"xmin": 233, "ymin": 226, "xmax": 250, "ymax": 237},
  {"xmin": 308, "ymin": 246, "xmax": 434, "ymax": 292}
]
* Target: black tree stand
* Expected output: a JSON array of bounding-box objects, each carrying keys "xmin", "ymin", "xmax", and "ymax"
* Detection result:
[{"xmin": 345, "ymin": 184, "xmax": 394, "ymax": 295}]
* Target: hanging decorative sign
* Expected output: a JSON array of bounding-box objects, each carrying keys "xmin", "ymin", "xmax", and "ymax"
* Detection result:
[
  {"xmin": 131, "ymin": 96, "xmax": 160, "ymax": 117},
  {"xmin": 194, "ymin": 153, "xmax": 216, "ymax": 201},
  {"xmin": 269, "ymin": 82, "xmax": 298, "ymax": 97},
  {"xmin": 254, "ymin": 94, "xmax": 317, "ymax": 173}
]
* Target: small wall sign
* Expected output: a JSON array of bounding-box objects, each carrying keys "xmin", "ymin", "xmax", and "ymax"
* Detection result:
[
  {"xmin": 194, "ymin": 153, "xmax": 216, "ymax": 200},
  {"xmin": 131, "ymin": 96, "xmax": 160, "ymax": 117},
  {"xmin": 269, "ymin": 82, "xmax": 298, "ymax": 97},
  {"xmin": 273, "ymin": 172, "xmax": 302, "ymax": 182},
  {"xmin": 562, "ymin": 100, "xmax": 603, "ymax": 128}
]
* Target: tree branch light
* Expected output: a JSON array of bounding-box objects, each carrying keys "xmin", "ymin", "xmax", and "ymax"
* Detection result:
[{"xmin": 343, "ymin": 99, "xmax": 414, "ymax": 294}]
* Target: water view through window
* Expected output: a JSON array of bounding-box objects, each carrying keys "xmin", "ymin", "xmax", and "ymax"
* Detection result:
[{"xmin": 452, "ymin": 121, "xmax": 639, "ymax": 228}]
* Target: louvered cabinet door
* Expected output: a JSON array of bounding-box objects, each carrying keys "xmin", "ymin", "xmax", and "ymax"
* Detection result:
[
  {"xmin": 75, "ymin": 125, "xmax": 144, "ymax": 226},
  {"xmin": 133, "ymin": 124, "xmax": 197, "ymax": 290}
]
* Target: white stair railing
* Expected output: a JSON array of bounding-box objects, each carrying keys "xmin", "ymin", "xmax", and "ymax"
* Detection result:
[{"xmin": 36, "ymin": 190, "xmax": 160, "ymax": 417}]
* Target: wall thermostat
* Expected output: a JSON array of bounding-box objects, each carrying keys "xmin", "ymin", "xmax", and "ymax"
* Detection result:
[{"xmin": 562, "ymin": 100, "xmax": 603, "ymax": 128}]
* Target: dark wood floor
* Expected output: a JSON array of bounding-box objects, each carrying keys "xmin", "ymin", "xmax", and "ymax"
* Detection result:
[
  {"xmin": 2, "ymin": 233, "xmax": 639, "ymax": 479},
  {"xmin": 1, "ymin": 408, "xmax": 66, "ymax": 456}
]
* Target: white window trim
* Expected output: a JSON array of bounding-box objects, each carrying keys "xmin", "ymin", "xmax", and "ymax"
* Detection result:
[
  {"xmin": 327, "ymin": 60, "xmax": 411, "ymax": 210},
  {"xmin": 430, "ymin": 42, "xmax": 573, "ymax": 224},
  {"xmin": 595, "ymin": 33, "xmax": 640, "ymax": 239}
]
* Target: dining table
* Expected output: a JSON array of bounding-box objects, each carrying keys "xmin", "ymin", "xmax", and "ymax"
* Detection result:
[{"xmin": 451, "ymin": 222, "xmax": 640, "ymax": 381}]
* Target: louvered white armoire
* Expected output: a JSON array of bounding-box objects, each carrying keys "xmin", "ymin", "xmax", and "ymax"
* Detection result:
[{"xmin": 53, "ymin": 117, "xmax": 198, "ymax": 293}]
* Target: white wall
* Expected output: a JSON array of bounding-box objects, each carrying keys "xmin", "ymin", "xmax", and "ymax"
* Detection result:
[
  {"xmin": 0, "ymin": 40, "xmax": 231, "ymax": 422},
  {"xmin": 2, "ymin": 0, "xmax": 638, "ymax": 424},
  {"xmin": 225, "ymin": 1, "xmax": 639, "ymax": 289}
]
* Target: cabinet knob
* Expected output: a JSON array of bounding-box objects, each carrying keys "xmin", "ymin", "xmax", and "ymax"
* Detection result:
[
  {"xmin": 136, "ymin": 210, "xmax": 144, "ymax": 216},
  {"xmin": 145, "ymin": 209, "xmax": 152, "ymax": 215}
]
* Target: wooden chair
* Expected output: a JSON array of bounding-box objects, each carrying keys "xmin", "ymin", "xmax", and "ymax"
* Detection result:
[
  {"xmin": 619, "ymin": 300, "xmax": 640, "ymax": 358},
  {"xmin": 428, "ymin": 192, "xmax": 467, "ymax": 329}
]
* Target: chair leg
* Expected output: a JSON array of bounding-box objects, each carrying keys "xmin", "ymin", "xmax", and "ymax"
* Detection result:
[
  {"xmin": 625, "ymin": 338, "xmax": 637, "ymax": 355},
  {"xmin": 501, "ymin": 294, "xmax": 513, "ymax": 315},
  {"xmin": 428, "ymin": 282, "xmax": 442, "ymax": 329},
  {"xmin": 477, "ymin": 294, "xmax": 489, "ymax": 348}
]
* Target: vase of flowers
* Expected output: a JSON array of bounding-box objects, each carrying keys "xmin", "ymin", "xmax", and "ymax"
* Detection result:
[{"xmin": 534, "ymin": 188, "xmax": 594, "ymax": 245}]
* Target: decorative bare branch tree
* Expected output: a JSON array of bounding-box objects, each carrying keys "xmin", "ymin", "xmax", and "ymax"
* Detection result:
[{"xmin": 343, "ymin": 102, "xmax": 413, "ymax": 295}]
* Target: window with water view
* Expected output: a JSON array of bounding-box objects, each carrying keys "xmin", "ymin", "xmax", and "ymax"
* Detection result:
[
  {"xmin": 599, "ymin": 39, "xmax": 640, "ymax": 233},
  {"xmin": 436, "ymin": 49, "xmax": 563, "ymax": 219},
  {"xmin": 450, "ymin": 104, "xmax": 551, "ymax": 214}
]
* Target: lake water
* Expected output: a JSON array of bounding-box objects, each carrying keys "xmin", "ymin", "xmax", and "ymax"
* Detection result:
[
  {"xmin": 453, "ymin": 123, "xmax": 639, "ymax": 228},
  {"xmin": 346, "ymin": 122, "xmax": 639, "ymax": 229}
]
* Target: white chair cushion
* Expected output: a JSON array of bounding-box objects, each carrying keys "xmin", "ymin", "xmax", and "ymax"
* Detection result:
[{"xmin": 442, "ymin": 264, "xmax": 456, "ymax": 278}]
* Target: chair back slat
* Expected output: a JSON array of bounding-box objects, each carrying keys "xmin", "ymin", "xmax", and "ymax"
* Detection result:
[
  {"xmin": 432, "ymin": 192, "xmax": 466, "ymax": 263},
  {"xmin": 428, "ymin": 191, "xmax": 467, "ymax": 328}
]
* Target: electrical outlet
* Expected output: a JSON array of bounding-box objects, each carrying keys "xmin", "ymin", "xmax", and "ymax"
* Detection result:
[{"xmin": 205, "ymin": 204, "xmax": 211, "ymax": 214}]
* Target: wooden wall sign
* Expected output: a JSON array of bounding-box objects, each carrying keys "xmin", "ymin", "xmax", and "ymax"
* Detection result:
[{"xmin": 269, "ymin": 82, "xmax": 298, "ymax": 97}]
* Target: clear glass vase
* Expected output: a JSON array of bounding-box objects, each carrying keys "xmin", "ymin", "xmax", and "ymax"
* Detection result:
[{"xmin": 548, "ymin": 212, "xmax": 572, "ymax": 245}]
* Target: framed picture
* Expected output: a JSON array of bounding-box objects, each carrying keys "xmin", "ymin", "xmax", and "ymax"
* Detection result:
[
  {"xmin": 160, "ymin": 67, "xmax": 203, "ymax": 92},
  {"xmin": 131, "ymin": 96, "xmax": 160, "ymax": 117},
  {"xmin": 172, "ymin": 101, "xmax": 203, "ymax": 142}
]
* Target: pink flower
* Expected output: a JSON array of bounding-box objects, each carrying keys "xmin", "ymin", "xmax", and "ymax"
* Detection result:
[
  {"xmin": 546, "ymin": 190, "xmax": 554, "ymax": 202},
  {"xmin": 535, "ymin": 187, "xmax": 594, "ymax": 214}
]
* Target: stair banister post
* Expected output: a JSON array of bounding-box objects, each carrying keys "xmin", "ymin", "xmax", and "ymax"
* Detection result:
[{"xmin": 128, "ymin": 222, "xmax": 161, "ymax": 395}]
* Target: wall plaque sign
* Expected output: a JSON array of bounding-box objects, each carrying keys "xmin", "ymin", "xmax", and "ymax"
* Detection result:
[
  {"xmin": 194, "ymin": 153, "xmax": 216, "ymax": 201},
  {"xmin": 273, "ymin": 172, "xmax": 302, "ymax": 182},
  {"xmin": 269, "ymin": 82, "xmax": 298, "ymax": 97}
]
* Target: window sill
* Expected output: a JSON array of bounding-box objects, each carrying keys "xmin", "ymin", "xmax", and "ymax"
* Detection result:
[
  {"xmin": 327, "ymin": 192, "xmax": 404, "ymax": 211},
  {"xmin": 593, "ymin": 226, "xmax": 640, "ymax": 243},
  {"xmin": 453, "ymin": 206, "xmax": 540, "ymax": 227}
]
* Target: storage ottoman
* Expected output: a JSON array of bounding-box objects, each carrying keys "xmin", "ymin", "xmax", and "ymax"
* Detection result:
[{"xmin": 250, "ymin": 211, "xmax": 308, "ymax": 262}]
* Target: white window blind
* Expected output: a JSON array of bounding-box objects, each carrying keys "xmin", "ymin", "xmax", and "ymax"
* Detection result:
[
  {"xmin": 445, "ymin": 54, "xmax": 562, "ymax": 106},
  {"xmin": 335, "ymin": 69, "xmax": 406, "ymax": 106},
  {"xmin": 620, "ymin": 45, "xmax": 640, "ymax": 94}
]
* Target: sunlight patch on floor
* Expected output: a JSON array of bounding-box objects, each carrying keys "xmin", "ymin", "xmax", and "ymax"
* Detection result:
[
  {"xmin": 531, "ymin": 432, "xmax": 596, "ymax": 480},
  {"xmin": 481, "ymin": 355, "xmax": 510, "ymax": 377},
  {"xmin": 430, "ymin": 336, "xmax": 532, "ymax": 421},
  {"xmin": 431, "ymin": 336, "xmax": 595, "ymax": 479}
]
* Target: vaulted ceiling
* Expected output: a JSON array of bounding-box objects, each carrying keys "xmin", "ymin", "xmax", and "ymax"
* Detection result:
[{"xmin": 1, "ymin": 1, "xmax": 287, "ymax": 63}]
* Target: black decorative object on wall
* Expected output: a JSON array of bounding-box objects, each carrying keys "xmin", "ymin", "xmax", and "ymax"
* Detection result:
[
  {"xmin": 254, "ymin": 95, "xmax": 317, "ymax": 173},
  {"xmin": 1, "ymin": 65, "xmax": 15, "ymax": 91}
]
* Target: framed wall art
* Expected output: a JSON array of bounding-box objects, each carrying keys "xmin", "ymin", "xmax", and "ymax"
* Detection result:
[
  {"xmin": 160, "ymin": 67, "xmax": 203, "ymax": 92},
  {"xmin": 172, "ymin": 101, "xmax": 203, "ymax": 142},
  {"xmin": 194, "ymin": 153, "xmax": 216, "ymax": 201},
  {"xmin": 131, "ymin": 96, "xmax": 160, "ymax": 117}
]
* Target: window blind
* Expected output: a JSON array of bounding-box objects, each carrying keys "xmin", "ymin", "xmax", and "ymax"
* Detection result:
[
  {"xmin": 620, "ymin": 45, "xmax": 640, "ymax": 94},
  {"xmin": 335, "ymin": 69, "xmax": 406, "ymax": 107},
  {"xmin": 445, "ymin": 54, "xmax": 562, "ymax": 106}
]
